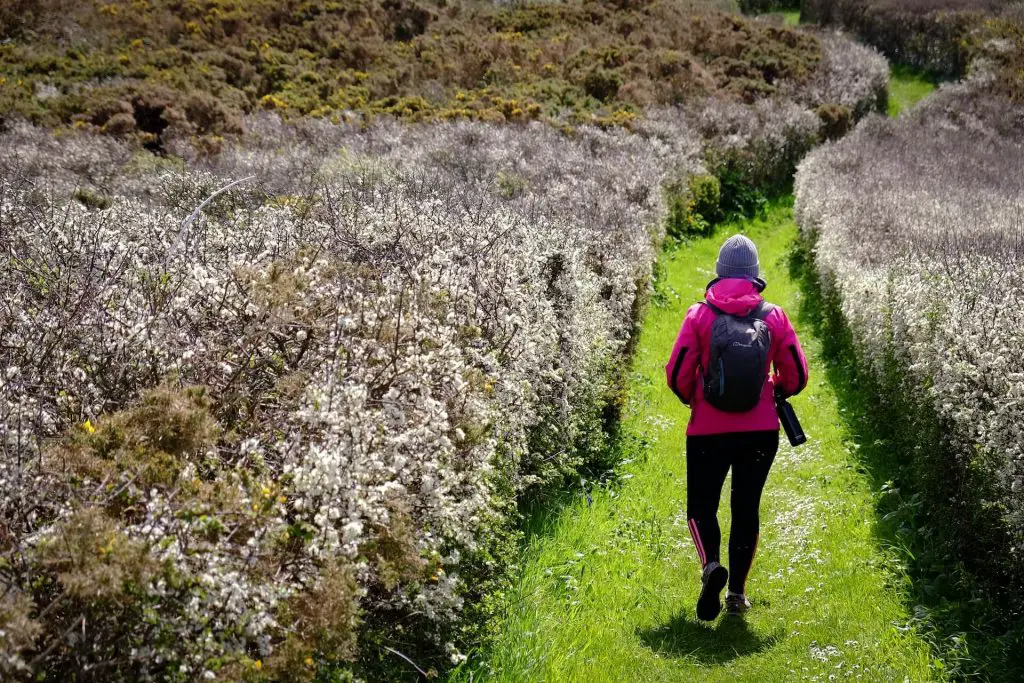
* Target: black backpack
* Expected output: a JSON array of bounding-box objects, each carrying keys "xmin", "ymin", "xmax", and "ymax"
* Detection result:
[{"xmin": 701, "ymin": 300, "xmax": 774, "ymax": 412}]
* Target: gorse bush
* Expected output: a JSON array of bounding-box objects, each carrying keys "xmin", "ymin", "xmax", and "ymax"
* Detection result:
[
  {"xmin": 795, "ymin": 71, "xmax": 1024, "ymax": 675},
  {"xmin": 665, "ymin": 173, "xmax": 721, "ymax": 237},
  {"xmin": 0, "ymin": 0, "xmax": 884, "ymax": 142}
]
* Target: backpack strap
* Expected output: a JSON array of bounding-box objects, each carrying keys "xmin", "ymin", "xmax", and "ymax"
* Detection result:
[
  {"xmin": 701, "ymin": 301, "xmax": 725, "ymax": 316},
  {"xmin": 751, "ymin": 300, "xmax": 775, "ymax": 320}
]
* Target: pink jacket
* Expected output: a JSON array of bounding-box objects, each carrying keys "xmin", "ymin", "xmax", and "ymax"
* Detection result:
[{"xmin": 665, "ymin": 278, "xmax": 809, "ymax": 436}]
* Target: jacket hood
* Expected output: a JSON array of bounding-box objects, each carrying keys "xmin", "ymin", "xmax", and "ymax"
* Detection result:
[{"xmin": 705, "ymin": 277, "xmax": 764, "ymax": 315}]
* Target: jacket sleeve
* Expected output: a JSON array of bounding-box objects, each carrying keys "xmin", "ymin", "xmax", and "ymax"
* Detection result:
[
  {"xmin": 666, "ymin": 305, "xmax": 702, "ymax": 405},
  {"xmin": 771, "ymin": 306, "xmax": 809, "ymax": 398}
]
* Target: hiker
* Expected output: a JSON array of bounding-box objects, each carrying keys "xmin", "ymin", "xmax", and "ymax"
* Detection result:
[{"xmin": 665, "ymin": 234, "xmax": 809, "ymax": 620}]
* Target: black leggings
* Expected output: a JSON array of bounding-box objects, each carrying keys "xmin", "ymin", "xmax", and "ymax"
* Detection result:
[{"xmin": 686, "ymin": 430, "xmax": 778, "ymax": 594}]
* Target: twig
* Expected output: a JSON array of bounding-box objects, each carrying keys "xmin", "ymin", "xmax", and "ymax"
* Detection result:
[
  {"xmin": 29, "ymin": 615, "xmax": 85, "ymax": 672},
  {"xmin": 382, "ymin": 645, "xmax": 429, "ymax": 678},
  {"xmin": 173, "ymin": 175, "xmax": 256, "ymax": 259}
]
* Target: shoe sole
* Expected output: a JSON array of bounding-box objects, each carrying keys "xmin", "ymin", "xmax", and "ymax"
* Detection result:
[{"xmin": 696, "ymin": 564, "xmax": 728, "ymax": 621}]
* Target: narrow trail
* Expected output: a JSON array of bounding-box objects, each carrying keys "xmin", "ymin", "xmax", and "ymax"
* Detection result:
[{"xmin": 459, "ymin": 203, "xmax": 940, "ymax": 682}]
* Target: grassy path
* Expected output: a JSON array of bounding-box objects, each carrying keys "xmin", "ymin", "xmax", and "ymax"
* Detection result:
[
  {"xmin": 456, "ymin": 202, "xmax": 940, "ymax": 682},
  {"xmin": 887, "ymin": 65, "xmax": 938, "ymax": 117}
]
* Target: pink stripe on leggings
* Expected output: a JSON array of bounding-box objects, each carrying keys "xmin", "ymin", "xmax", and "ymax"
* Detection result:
[{"xmin": 687, "ymin": 518, "xmax": 707, "ymax": 566}]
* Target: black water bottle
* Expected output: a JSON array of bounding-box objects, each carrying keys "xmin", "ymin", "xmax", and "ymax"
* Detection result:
[{"xmin": 776, "ymin": 394, "xmax": 807, "ymax": 447}]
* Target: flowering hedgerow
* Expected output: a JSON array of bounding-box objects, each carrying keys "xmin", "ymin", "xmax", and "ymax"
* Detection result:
[
  {"xmin": 795, "ymin": 74, "xmax": 1024, "ymax": 580},
  {"xmin": 0, "ymin": 117, "xmax": 685, "ymax": 679},
  {"xmin": 789, "ymin": 32, "xmax": 889, "ymax": 117}
]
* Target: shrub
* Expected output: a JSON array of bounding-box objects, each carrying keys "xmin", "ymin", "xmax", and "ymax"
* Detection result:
[
  {"xmin": 690, "ymin": 98, "xmax": 822, "ymax": 197},
  {"xmin": 794, "ymin": 74, "xmax": 1024, "ymax": 675},
  {"xmin": 583, "ymin": 68, "xmax": 624, "ymax": 102},
  {"xmin": 814, "ymin": 102, "xmax": 853, "ymax": 139},
  {"xmin": 665, "ymin": 173, "xmax": 721, "ymax": 237},
  {"xmin": 688, "ymin": 173, "xmax": 722, "ymax": 222},
  {"xmin": 72, "ymin": 187, "xmax": 113, "ymax": 210},
  {"xmin": 0, "ymin": 117, "xmax": 675, "ymax": 680},
  {"xmin": 788, "ymin": 31, "xmax": 888, "ymax": 116}
]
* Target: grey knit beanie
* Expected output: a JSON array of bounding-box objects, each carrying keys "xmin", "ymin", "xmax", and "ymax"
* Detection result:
[{"xmin": 715, "ymin": 234, "xmax": 759, "ymax": 279}]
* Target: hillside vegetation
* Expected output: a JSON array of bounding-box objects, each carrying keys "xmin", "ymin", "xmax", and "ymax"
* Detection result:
[{"xmin": 0, "ymin": 0, "xmax": 884, "ymax": 144}]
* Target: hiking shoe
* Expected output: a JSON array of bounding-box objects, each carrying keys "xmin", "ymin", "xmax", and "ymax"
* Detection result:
[
  {"xmin": 696, "ymin": 561, "xmax": 729, "ymax": 621},
  {"xmin": 725, "ymin": 592, "xmax": 752, "ymax": 616}
]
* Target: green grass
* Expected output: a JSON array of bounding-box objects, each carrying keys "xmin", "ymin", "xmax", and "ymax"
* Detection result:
[
  {"xmin": 453, "ymin": 200, "xmax": 940, "ymax": 682},
  {"xmin": 887, "ymin": 65, "xmax": 938, "ymax": 117}
]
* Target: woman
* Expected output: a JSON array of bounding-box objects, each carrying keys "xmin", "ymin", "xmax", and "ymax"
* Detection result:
[{"xmin": 665, "ymin": 234, "xmax": 809, "ymax": 621}]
